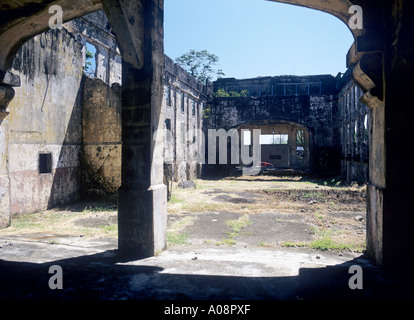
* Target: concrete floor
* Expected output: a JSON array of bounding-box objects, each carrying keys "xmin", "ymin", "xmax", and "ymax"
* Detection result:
[{"xmin": 0, "ymin": 233, "xmax": 412, "ymax": 302}]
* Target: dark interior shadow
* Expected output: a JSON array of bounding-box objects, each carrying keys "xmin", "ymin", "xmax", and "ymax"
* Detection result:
[{"xmin": 0, "ymin": 250, "xmax": 412, "ymax": 300}]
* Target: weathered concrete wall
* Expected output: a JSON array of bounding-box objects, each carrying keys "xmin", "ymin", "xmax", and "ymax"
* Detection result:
[
  {"xmin": 81, "ymin": 54, "xmax": 210, "ymax": 196},
  {"xmin": 82, "ymin": 76, "xmax": 121, "ymax": 194},
  {"xmin": 214, "ymin": 75, "xmax": 337, "ymax": 97},
  {"xmin": 208, "ymin": 75, "xmax": 340, "ymax": 175},
  {"xmin": 74, "ymin": 11, "xmax": 210, "ymax": 193},
  {"xmin": 0, "ymin": 116, "xmax": 10, "ymax": 226},
  {"xmin": 65, "ymin": 11, "xmax": 122, "ymax": 86},
  {"xmin": 163, "ymin": 55, "xmax": 210, "ymax": 182},
  {"xmin": 7, "ymin": 27, "xmax": 84, "ymax": 215},
  {"xmin": 337, "ymin": 69, "xmax": 370, "ymax": 184}
]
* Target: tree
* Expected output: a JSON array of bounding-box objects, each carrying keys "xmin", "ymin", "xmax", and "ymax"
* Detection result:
[
  {"xmin": 214, "ymin": 88, "xmax": 248, "ymax": 98},
  {"xmin": 175, "ymin": 49, "xmax": 225, "ymax": 83},
  {"xmin": 84, "ymin": 45, "xmax": 95, "ymax": 75}
]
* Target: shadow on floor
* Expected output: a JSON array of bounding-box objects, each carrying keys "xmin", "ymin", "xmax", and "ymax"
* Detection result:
[{"xmin": 0, "ymin": 249, "xmax": 412, "ymax": 301}]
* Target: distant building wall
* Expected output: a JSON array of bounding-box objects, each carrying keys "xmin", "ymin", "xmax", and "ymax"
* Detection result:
[
  {"xmin": 207, "ymin": 75, "xmax": 340, "ymax": 176},
  {"xmin": 163, "ymin": 55, "xmax": 211, "ymax": 183},
  {"xmin": 337, "ymin": 69, "xmax": 370, "ymax": 183}
]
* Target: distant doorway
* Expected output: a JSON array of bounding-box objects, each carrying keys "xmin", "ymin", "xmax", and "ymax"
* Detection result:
[{"xmin": 240, "ymin": 121, "xmax": 311, "ymax": 171}]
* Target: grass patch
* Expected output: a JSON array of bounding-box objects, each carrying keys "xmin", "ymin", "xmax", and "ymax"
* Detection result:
[
  {"xmin": 10, "ymin": 213, "xmax": 40, "ymax": 229},
  {"xmin": 82, "ymin": 206, "xmax": 107, "ymax": 213},
  {"xmin": 215, "ymin": 215, "xmax": 251, "ymax": 246},
  {"xmin": 281, "ymin": 241, "xmax": 307, "ymax": 248},
  {"xmin": 258, "ymin": 241, "xmax": 273, "ymax": 247},
  {"xmin": 169, "ymin": 194, "xmax": 186, "ymax": 204},
  {"xmin": 100, "ymin": 224, "xmax": 117, "ymax": 236},
  {"xmin": 314, "ymin": 211, "xmax": 323, "ymax": 220},
  {"xmin": 215, "ymin": 238, "xmax": 237, "ymax": 246},
  {"xmin": 308, "ymin": 237, "xmax": 363, "ymax": 252},
  {"xmin": 166, "ymin": 231, "xmax": 188, "ymax": 245},
  {"xmin": 166, "ymin": 215, "xmax": 195, "ymax": 246},
  {"xmin": 281, "ymin": 226, "xmax": 365, "ymax": 253},
  {"xmin": 182, "ymin": 201, "xmax": 223, "ymax": 213},
  {"xmin": 7, "ymin": 210, "xmax": 71, "ymax": 231},
  {"xmin": 225, "ymin": 215, "xmax": 251, "ymax": 233}
]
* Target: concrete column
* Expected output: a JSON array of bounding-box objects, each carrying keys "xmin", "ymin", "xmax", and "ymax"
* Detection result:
[
  {"xmin": 381, "ymin": 1, "xmax": 414, "ymax": 271},
  {"xmin": 0, "ymin": 70, "xmax": 20, "ymax": 228},
  {"xmin": 360, "ymin": 92, "xmax": 385, "ymax": 266},
  {"xmin": 102, "ymin": 0, "xmax": 166, "ymax": 258},
  {"xmin": 0, "ymin": 87, "xmax": 11, "ymax": 228}
]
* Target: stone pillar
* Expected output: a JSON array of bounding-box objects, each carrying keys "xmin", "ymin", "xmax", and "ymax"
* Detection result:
[
  {"xmin": 353, "ymin": 1, "xmax": 414, "ymax": 272},
  {"xmin": 360, "ymin": 91, "xmax": 385, "ymax": 267},
  {"xmin": 0, "ymin": 70, "xmax": 20, "ymax": 228},
  {"xmin": 381, "ymin": 0, "xmax": 414, "ymax": 272},
  {"xmin": 102, "ymin": 0, "xmax": 166, "ymax": 258}
]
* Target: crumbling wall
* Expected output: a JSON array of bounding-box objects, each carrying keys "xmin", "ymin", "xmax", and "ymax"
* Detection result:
[
  {"xmin": 0, "ymin": 115, "xmax": 10, "ymax": 226},
  {"xmin": 7, "ymin": 27, "xmax": 84, "ymax": 214},
  {"xmin": 64, "ymin": 10, "xmax": 122, "ymax": 86},
  {"xmin": 75, "ymin": 12, "xmax": 210, "ymax": 194},
  {"xmin": 163, "ymin": 55, "xmax": 210, "ymax": 183},
  {"xmin": 82, "ymin": 76, "xmax": 121, "ymax": 195},
  {"xmin": 208, "ymin": 75, "xmax": 340, "ymax": 175},
  {"xmin": 66, "ymin": 11, "xmax": 123, "ymax": 196},
  {"xmin": 337, "ymin": 69, "xmax": 369, "ymax": 184}
]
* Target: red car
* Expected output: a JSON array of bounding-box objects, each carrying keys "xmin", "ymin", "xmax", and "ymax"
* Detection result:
[
  {"xmin": 259, "ymin": 162, "xmax": 275, "ymax": 173},
  {"xmin": 260, "ymin": 162, "xmax": 273, "ymax": 168}
]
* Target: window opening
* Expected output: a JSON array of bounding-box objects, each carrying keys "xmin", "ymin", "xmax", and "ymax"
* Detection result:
[
  {"xmin": 39, "ymin": 153, "xmax": 52, "ymax": 174},
  {"xmin": 84, "ymin": 41, "xmax": 96, "ymax": 77},
  {"xmin": 260, "ymin": 134, "xmax": 288, "ymax": 145}
]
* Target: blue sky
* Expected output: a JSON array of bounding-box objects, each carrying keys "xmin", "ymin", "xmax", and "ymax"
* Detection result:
[{"xmin": 164, "ymin": 0, "xmax": 354, "ymax": 79}]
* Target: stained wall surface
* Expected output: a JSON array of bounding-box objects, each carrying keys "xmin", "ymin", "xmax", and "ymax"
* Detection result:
[
  {"xmin": 337, "ymin": 69, "xmax": 370, "ymax": 183},
  {"xmin": 8, "ymin": 27, "xmax": 84, "ymax": 215},
  {"xmin": 163, "ymin": 55, "xmax": 211, "ymax": 183},
  {"xmin": 208, "ymin": 75, "xmax": 341, "ymax": 175}
]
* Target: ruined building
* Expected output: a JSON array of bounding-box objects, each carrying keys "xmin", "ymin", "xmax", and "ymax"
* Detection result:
[
  {"xmin": 209, "ymin": 75, "xmax": 342, "ymax": 177},
  {"xmin": 0, "ymin": 11, "xmax": 210, "ymax": 220},
  {"xmin": 0, "ymin": 9, "xmax": 367, "ymax": 222},
  {"xmin": 2, "ymin": 0, "xmax": 413, "ymax": 272},
  {"xmin": 207, "ymin": 73, "xmax": 369, "ymax": 182}
]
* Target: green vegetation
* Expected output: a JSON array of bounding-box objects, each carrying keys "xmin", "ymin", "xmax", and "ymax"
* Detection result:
[
  {"xmin": 215, "ymin": 238, "xmax": 237, "ymax": 246},
  {"xmin": 84, "ymin": 45, "xmax": 94, "ymax": 73},
  {"xmin": 166, "ymin": 231, "xmax": 189, "ymax": 245},
  {"xmin": 101, "ymin": 224, "xmax": 117, "ymax": 235},
  {"xmin": 215, "ymin": 215, "xmax": 251, "ymax": 246},
  {"xmin": 175, "ymin": 49, "xmax": 225, "ymax": 83},
  {"xmin": 169, "ymin": 194, "xmax": 186, "ymax": 204},
  {"xmin": 166, "ymin": 215, "xmax": 195, "ymax": 246},
  {"xmin": 225, "ymin": 215, "xmax": 251, "ymax": 233},
  {"xmin": 82, "ymin": 204, "xmax": 115, "ymax": 212},
  {"xmin": 214, "ymin": 88, "xmax": 248, "ymax": 98},
  {"xmin": 281, "ymin": 225, "xmax": 365, "ymax": 253}
]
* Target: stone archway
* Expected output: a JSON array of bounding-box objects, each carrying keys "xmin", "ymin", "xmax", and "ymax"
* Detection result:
[
  {"xmin": 267, "ymin": 0, "xmax": 387, "ymax": 268},
  {"xmin": 0, "ymin": 0, "xmax": 167, "ymax": 259}
]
